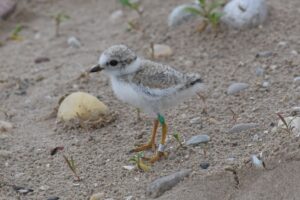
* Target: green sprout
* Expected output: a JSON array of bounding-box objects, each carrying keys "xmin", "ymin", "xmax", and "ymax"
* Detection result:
[
  {"xmin": 172, "ymin": 131, "xmax": 185, "ymax": 149},
  {"xmin": 52, "ymin": 12, "xmax": 70, "ymax": 37},
  {"xmin": 9, "ymin": 24, "xmax": 23, "ymax": 41},
  {"xmin": 63, "ymin": 154, "xmax": 80, "ymax": 181},
  {"xmin": 119, "ymin": 0, "xmax": 142, "ymax": 15},
  {"xmin": 129, "ymin": 152, "xmax": 151, "ymax": 172},
  {"xmin": 185, "ymin": 0, "xmax": 225, "ymax": 32}
]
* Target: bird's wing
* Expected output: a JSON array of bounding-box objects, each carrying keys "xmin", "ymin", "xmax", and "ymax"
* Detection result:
[{"xmin": 130, "ymin": 60, "xmax": 185, "ymax": 89}]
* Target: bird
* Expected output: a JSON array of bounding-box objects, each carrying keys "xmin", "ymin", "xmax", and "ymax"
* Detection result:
[{"xmin": 89, "ymin": 44, "xmax": 204, "ymax": 163}]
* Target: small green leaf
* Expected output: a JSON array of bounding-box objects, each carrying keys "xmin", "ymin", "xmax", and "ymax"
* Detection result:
[
  {"xmin": 198, "ymin": 0, "xmax": 206, "ymax": 6},
  {"xmin": 185, "ymin": 7, "xmax": 202, "ymax": 15},
  {"xmin": 119, "ymin": 0, "xmax": 131, "ymax": 7}
]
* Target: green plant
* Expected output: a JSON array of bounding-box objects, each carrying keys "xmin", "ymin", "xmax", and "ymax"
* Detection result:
[
  {"xmin": 119, "ymin": 0, "xmax": 142, "ymax": 15},
  {"xmin": 185, "ymin": 0, "xmax": 224, "ymax": 32},
  {"xmin": 63, "ymin": 154, "xmax": 80, "ymax": 181},
  {"xmin": 9, "ymin": 24, "xmax": 23, "ymax": 41},
  {"xmin": 129, "ymin": 152, "xmax": 150, "ymax": 172},
  {"xmin": 52, "ymin": 12, "xmax": 70, "ymax": 37},
  {"xmin": 172, "ymin": 131, "xmax": 185, "ymax": 149}
]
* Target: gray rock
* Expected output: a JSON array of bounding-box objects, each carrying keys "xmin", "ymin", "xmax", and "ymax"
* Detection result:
[
  {"xmin": 256, "ymin": 51, "xmax": 273, "ymax": 58},
  {"xmin": 255, "ymin": 67, "xmax": 264, "ymax": 77},
  {"xmin": 229, "ymin": 123, "xmax": 259, "ymax": 133},
  {"xmin": 190, "ymin": 117, "xmax": 201, "ymax": 124},
  {"xmin": 109, "ymin": 10, "xmax": 123, "ymax": 22},
  {"xmin": 0, "ymin": 150, "xmax": 12, "ymax": 158},
  {"xmin": 146, "ymin": 169, "xmax": 191, "ymax": 198},
  {"xmin": 227, "ymin": 83, "xmax": 249, "ymax": 95},
  {"xmin": 262, "ymin": 81, "xmax": 269, "ymax": 88},
  {"xmin": 186, "ymin": 135, "xmax": 210, "ymax": 146},
  {"xmin": 168, "ymin": 3, "xmax": 201, "ymax": 27},
  {"xmin": 294, "ymin": 77, "xmax": 300, "ymax": 83},
  {"xmin": 67, "ymin": 36, "xmax": 81, "ymax": 48},
  {"xmin": 0, "ymin": 0, "xmax": 16, "ymax": 20},
  {"xmin": 222, "ymin": 0, "xmax": 268, "ymax": 29},
  {"xmin": 199, "ymin": 162, "xmax": 210, "ymax": 169}
]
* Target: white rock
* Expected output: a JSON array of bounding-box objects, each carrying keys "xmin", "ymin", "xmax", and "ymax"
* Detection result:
[
  {"xmin": 153, "ymin": 44, "xmax": 173, "ymax": 58},
  {"xmin": 186, "ymin": 135, "xmax": 210, "ymax": 145},
  {"xmin": 0, "ymin": 120, "xmax": 13, "ymax": 132},
  {"xmin": 222, "ymin": 0, "xmax": 268, "ymax": 29},
  {"xmin": 90, "ymin": 192, "xmax": 104, "ymax": 200},
  {"xmin": 251, "ymin": 154, "xmax": 264, "ymax": 168},
  {"xmin": 293, "ymin": 77, "xmax": 300, "ymax": 83},
  {"xmin": 262, "ymin": 81, "xmax": 269, "ymax": 88},
  {"xmin": 122, "ymin": 165, "xmax": 135, "ymax": 171},
  {"xmin": 190, "ymin": 117, "xmax": 201, "ymax": 124},
  {"xmin": 168, "ymin": 3, "xmax": 201, "ymax": 27},
  {"xmin": 67, "ymin": 36, "xmax": 81, "ymax": 48},
  {"xmin": 291, "ymin": 50, "xmax": 298, "ymax": 56},
  {"xmin": 109, "ymin": 10, "xmax": 123, "ymax": 22},
  {"xmin": 227, "ymin": 82, "xmax": 249, "ymax": 95}
]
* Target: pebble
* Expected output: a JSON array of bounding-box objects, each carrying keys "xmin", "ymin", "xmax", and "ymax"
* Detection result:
[
  {"xmin": 186, "ymin": 135, "xmax": 210, "ymax": 146},
  {"xmin": 0, "ymin": 120, "xmax": 13, "ymax": 132},
  {"xmin": 47, "ymin": 197, "xmax": 59, "ymax": 200},
  {"xmin": 90, "ymin": 192, "xmax": 105, "ymax": 200},
  {"xmin": 0, "ymin": 0, "xmax": 17, "ymax": 20},
  {"xmin": 109, "ymin": 10, "xmax": 123, "ymax": 22},
  {"xmin": 153, "ymin": 44, "xmax": 173, "ymax": 58},
  {"xmin": 189, "ymin": 117, "xmax": 201, "ymax": 124},
  {"xmin": 293, "ymin": 77, "xmax": 300, "ymax": 83},
  {"xmin": 270, "ymin": 65, "xmax": 277, "ymax": 70},
  {"xmin": 122, "ymin": 165, "xmax": 135, "ymax": 171},
  {"xmin": 146, "ymin": 169, "xmax": 191, "ymax": 198},
  {"xmin": 67, "ymin": 36, "xmax": 81, "ymax": 48},
  {"xmin": 168, "ymin": 3, "xmax": 200, "ymax": 27},
  {"xmin": 13, "ymin": 186, "xmax": 34, "ymax": 195},
  {"xmin": 0, "ymin": 150, "xmax": 12, "ymax": 158},
  {"xmin": 222, "ymin": 0, "xmax": 268, "ymax": 29},
  {"xmin": 262, "ymin": 81, "xmax": 269, "ymax": 88},
  {"xmin": 251, "ymin": 155, "xmax": 264, "ymax": 168},
  {"xmin": 199, "ymin": 162, "xmax": 210, "ymax": 169},
  {"xmin": 125, "ymin": 196, "xmax": 133, "ymax": 200},
  {"xmin": 256, "ymin": 51, "xmax": 273, "ymax": 58},
  {"xmin": 34, "ymin": 57, "xmax": 50, "ymax": 64},
  {"xmin": 291, "ymin": 50, "xmax": 298, "ymax": 56},
  {"xmin": 228, "ymin": 123, "xmax": 259, "ymax": 133},
  {"xmin": 255, "ymin": 67, "xmax": 264, "ymax": 76},
  {"xmin": 227, "ymin": 83, "xmax": 249, "ymax": 95}
]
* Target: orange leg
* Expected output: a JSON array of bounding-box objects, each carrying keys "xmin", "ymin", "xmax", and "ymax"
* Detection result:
[
  {"xmin": 149, "ymin": 122, "xmax": 168, "ymax": 163},
  {"xmin": 131, "ymin": 119, "xmax": 158, "ymax": 152}
]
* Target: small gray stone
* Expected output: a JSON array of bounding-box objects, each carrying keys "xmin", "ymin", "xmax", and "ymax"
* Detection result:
[
  {"xmin": 109, "ymin": 10, "xmax": 123, "ymax": 22},
  {"xmin": 255, "ymin": 67, "xmax": 264, "ymax": 76},
  {"xmin": 0, "ymin": 150, "xmax": 12, "ymax": 158},
  {"xmin": 67, "ymin": 36, "xmax": 81, "ymax": 48},
  {"xmin": 262, "ymin": 81, "xmax": 269, "ymax": 88},
  {"xmin": 47, "ymin": 197, "xmax": 59, "ymax": 200},
  {"xmin": 228, "ymin": 123, "xmax": 259, "ymax": 133},
  {"xmin": 227, "ymin": 83, "xmax": 249, "ymax": 95},
  {"xmin": 186, "ymin": 135, "xmax": 210, "ymax": 146},
  {"xmin": 199, "ymin": 162, "xmax": 210, "ymax": 169},
  {"xmin": 293, "ymin": 77, "xmax": 300, "ymax": 83},
  {"xmin": 256, "ymin": 51, "xmax": 273, "ymax": 58},
  {"xmin": 146, "ymin": 169, "xmax": 191, "ymax": 198},
  {"xmin": 168, "ymin": 3, "xmax": 201, "ymax": 27},
  {"xmin": 0, "ymin": 0, "xmax": 17, "ymax": 20},
  {"xmin": 222, "ymin": 0, "xmax": 268, "ymax": 29},
  {"xmin": 190, "ymin": 117, "xmax": 201, "ymax": 124}
]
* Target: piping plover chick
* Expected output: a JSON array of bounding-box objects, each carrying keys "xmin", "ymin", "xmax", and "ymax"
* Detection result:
[{"xmin": 90, "ymin": 44, "xmax": 204, "ymax": 163}]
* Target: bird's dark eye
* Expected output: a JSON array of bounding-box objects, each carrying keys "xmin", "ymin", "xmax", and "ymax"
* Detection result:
[{"xmin": 109, "ymin": 60, "xmax": 118, "ymax": 66}]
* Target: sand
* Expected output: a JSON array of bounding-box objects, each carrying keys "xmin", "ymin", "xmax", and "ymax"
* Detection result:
[{"xmin": 1, "ymin": 0, "xmax": 300, "ymax": 199}]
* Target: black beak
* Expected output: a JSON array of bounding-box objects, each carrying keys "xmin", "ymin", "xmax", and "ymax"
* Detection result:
[{"xmin": 89, "ymin": 64, "xmax": 103, "ymax": 73}]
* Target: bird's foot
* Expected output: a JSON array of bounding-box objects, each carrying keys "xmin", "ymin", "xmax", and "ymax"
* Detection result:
[
  {"xmin": 143, "ymin": 151, "xmax": 167, "ymax": 163},
  {"xmin": 130, "ymin": 142, "xmax": 156, "ymax": 153}
]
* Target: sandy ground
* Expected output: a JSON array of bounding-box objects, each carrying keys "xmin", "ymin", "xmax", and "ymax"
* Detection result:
[{"xmin": 1, "ymin": 0, "xmax": 300, "ymax": 199}]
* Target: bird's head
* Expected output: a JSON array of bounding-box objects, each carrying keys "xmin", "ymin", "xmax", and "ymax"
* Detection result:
[{"xmin": 90, "ymin": 45, "xmax": 138, "ymax": 76}]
